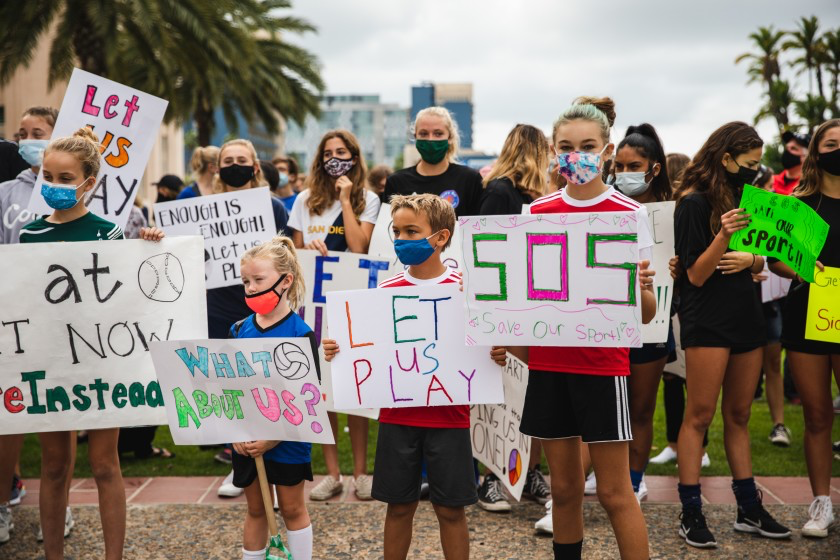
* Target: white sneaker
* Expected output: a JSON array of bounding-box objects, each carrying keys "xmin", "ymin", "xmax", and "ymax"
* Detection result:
[
  {"xmin": 0, "ymin": 505, "xmax": 12, "ymax": 544},
  {"xmin": 802, "ymin": 496, "xmax": 834, "ymax": 538},
  {"xmin": 217, "ymin": 471, "xmax": 244, "ymax": 498},
  {"xmin": 535, "ymin": 500, "xmax": 553, "ymax": 534},
  {"xmin": 701, "ymin": 452, "xmax": 711, "ymax": 468},
  {"xmin": 769, "ymin": 424, "xmax": 792, "ymax": 447},
  {"xmin": 354, "ymin": 475, "xmax": 373, "ymax": 501},
  {"xmin": 635, "ymin": 476, "xmax": 648, "ymax": 503},
  {"xmin": 309, "ymin": 475, "xmax": 343, "ymax": 501},
  {"xmin": 36, "ymin": 507, "xmax": 73, "ymax": 542},
  {"xmin": 583, "ymin": 472, "xmax": 597, "ymax": 495},
  {"xmin": 649, "ymin": 445, "xmax": 678, "ymax": 465}
]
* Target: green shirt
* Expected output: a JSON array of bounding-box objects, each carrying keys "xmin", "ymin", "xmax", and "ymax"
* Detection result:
[{"xmin": 19, "ymin": 212, "xmax": 124, "ymax": 243}]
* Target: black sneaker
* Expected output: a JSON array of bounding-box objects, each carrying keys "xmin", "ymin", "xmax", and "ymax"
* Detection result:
[
  {"xmin": 733, "ymin": 492, "xmax": 792, "ymax": 539},
  {"xmin": 522, "ymin": 468, "xmax": 550, "ymax": 504},
  {"xmin": 477, "ymin": 473, "xmax": 511, "ymax": 512},
  {"xmin": 679, "ymin": 508, "xmax": 717, "ymax": 548}
]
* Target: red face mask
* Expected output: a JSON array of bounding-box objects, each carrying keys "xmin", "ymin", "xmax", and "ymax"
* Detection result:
[{"xmin": 244, "ymin": 274, "xmax": 287, "ymax": 315}]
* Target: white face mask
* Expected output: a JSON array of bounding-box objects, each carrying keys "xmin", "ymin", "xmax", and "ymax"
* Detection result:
[{"xmin": 613, "ymin": 171, "xmax": 651, "ymax": 196}]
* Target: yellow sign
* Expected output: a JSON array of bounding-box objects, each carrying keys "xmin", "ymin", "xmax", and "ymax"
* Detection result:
[{"xmin": 805, "ymin": 266, "xmax": 840, "ymax": 344}]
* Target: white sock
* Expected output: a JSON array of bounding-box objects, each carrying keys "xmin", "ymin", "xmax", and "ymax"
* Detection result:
[
  {"xmin": 286, "ymin": 525, "xmax": 313, "ymax": 560},
  {"xmin": 242, "ymin": 547, "xmax": 266, "ymax": 560}
]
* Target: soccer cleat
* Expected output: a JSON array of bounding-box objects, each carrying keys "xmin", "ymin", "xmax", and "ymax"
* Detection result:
[
  {"xmin": 477, "ymin": 473, "xmax": 511, "ymax": 513},
  {"xmin": 522, "ymin": 468, "xmax": 550, "ymax": 504},
  {"xmin": 733, "ymin": 492, "xmax": 791, "ymax": 539},
  {"xmin": 649, "ymin": 445, "xmax": 678, "ymax": 465},
  {"xmin": 679, "ymin": 508, "xmax": 717, "ymax": 548},
  {"xmin": 802, "ymin": 496, "xmax": 834, "ymax": 538},
  {"xmin": 534, "ymin": 500, "xmax": 553, "ymax": 534},
  {"xmin": 309, "ymin": 475, "xmax": 343, "ymax": 501},
  {"xmin": 583, "ymin": 472, "xmax": 597, "ymax": 496},
  {"xmin": 769, "ymin": 424, "xmax": 792, "ymax": 447}
]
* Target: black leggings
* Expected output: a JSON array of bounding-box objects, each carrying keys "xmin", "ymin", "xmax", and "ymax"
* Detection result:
[{"xmin": 663, "ymin": 374, "xmax": 709, "ymax": 447}]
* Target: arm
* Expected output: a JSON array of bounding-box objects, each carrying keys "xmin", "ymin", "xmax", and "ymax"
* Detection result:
[
  {"xmin": 685, "ymin": 208, "xmax": 750, "ymax": 287},
  {"xmin": 337, "ymin": 177, "xmax": 375, "ymax": 253},
  {"xmin": 768, "ymin": 260, "xmax": 796, "ymax": 279},
  {"xmin": 639, "ymin": 259, "xmax": 656, "ymax": 324}
]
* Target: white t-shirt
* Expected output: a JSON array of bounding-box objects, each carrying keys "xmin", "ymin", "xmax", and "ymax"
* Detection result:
[{"xmin": 288, "ymin": 189, "xmax": 380, "ymax": 251}]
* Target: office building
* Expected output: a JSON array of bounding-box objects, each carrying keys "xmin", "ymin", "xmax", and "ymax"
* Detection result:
[{"xmin": 410, "ymin": 82, "xmax": 474, "ymax": 149}]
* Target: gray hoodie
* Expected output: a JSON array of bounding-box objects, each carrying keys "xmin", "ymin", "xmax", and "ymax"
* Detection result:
[{"xmin": 0, "ymin": 168, "xmax": 37, "ymax": 244}]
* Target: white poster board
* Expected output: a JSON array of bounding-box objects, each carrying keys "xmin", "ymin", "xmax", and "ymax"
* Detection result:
[
  {"xmin": 471, "ymin": 353, "xmax": 531, "ymax": 500},
  {"xmin": 761, "ymin": 264, "xmax": 792, "ymax": 303},
  {"xmin": 29, "ymin": 69, "xmax": 168, "ymax": 229},
  {"xmin": 150, "ymin": 338, "xmax": 334, "ymax": 445},
  {"xmin": 664, "ymin": 315, "xmax": 686, "ymax": 379},
  {"xmin": 367, "ymin": 203, "xmax": 464, "ymax": 270},
  {"xmin": 325, "ymin": 284, "xmax": 504, "ymax": 409},
  {"xmin": 154, "ymin": 188, "xmax": 276, "ymax": 289},
  {"xmin": 460, "ymin": 212, "xmax": 642, "ymax": 347},
  {"xmin": 642, "ymin": 202, "xmax": 675, "ymax": 343},
  {"xmin": 0, "ymin": 237, "xmax": 207, "ymax": 434}
]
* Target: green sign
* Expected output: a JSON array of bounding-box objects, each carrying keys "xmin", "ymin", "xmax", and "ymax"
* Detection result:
[{"xmin": 729, "ymin": 185, "xmax": 829, "ymax": 283}]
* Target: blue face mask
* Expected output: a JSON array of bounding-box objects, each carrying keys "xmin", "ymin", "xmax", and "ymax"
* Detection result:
[
  {"xmin": 18, "ymin": 139, "xmax": 49, "ymax": 167},
  {"xmin": 277, "ymin": 172, "xmax": 290, "ymax": 188},
  {"xmin": 41, "ymin": 180, "xmax": 85, "ymax": 210},
  {"xmin": 394, "ymin": 231, "xmax": 442, "ymax": 265}
]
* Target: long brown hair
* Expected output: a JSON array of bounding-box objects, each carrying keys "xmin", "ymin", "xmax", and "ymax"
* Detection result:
[
  {"xmin": 484, "ymin": 124, "xmax": 549, "ymax": 200},
  {"xmin": 674, "ymin": 122, "xmax": 763, "ymax": 232},
  {"xmin": 794, "ymin": 119, "xmax": 840, "ymax": 198},
  {"xmin": 305, "ymin": 130, "xmax": 368, "ymax": 217}
]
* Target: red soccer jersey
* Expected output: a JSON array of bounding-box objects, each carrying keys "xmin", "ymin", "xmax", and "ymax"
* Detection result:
[
  {"xmin": 527, "ymin": 187, "xmax": 654, "ymax": 376},
  {"xmin": 377, "ymin": 267, "xmax": 470, "ymax": 428}
]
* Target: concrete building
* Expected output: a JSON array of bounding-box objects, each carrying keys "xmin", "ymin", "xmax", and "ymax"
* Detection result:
[
  {"xmin": 410, "ymin": 82, "xmax": 474, "ymax": 149},
  {"xmin": 284, "ymin": 94, "xmax": 408, "ymax": 170}
]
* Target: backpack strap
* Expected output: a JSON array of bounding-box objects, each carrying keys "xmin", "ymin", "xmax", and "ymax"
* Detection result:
[{"xmin": 230, "ymin": 318, "xmax": 248, "ymax": 338}]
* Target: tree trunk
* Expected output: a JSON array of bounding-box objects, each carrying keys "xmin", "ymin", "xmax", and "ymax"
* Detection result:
[
  {"xmin": 194, "ymin": 103, "xmax": 214, "ymax": 147},
  {"xmin": 72, "ymin": 11, "xmax": 107, "ymax": 77}
]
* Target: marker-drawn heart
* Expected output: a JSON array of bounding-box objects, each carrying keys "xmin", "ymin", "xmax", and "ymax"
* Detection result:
[
  {"xmin": 537, "ymin": 215, "xmax": 543, "ymax": 221},
  {"xmin": 480, "ymin": 218, "xmax": 487, "ymax": 226},
  {"xmin": 509, "ymin": 216, "xmax": 518, "ymax": 226},
  {"xmin": 625, "ymin": 328, "xmax": 636, "ymax": 338},
  {"xmin": 558, "ymin": 215, "xmax": 567, "ymax": 224},
  {"xmin": 459, "ymin": 218, "xmax": 469, "ymax": 226},
  {"xmin": 613, "ymin": 215, "xmax": 622, "ymax": 225},
  {"xmin": 473, "ymin": 221, "xmax": 480, "ymax": 230},
  {"xmin": 620, "ymin": 322, "xmax": 628, "ymax": 332}
]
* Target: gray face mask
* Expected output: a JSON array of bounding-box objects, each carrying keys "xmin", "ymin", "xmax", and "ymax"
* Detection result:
[{"xmin": 612, "ymin": 171, "xmax": 650, "ymax": 196}]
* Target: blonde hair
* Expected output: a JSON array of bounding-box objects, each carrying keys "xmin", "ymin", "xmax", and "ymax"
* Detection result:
[
  {"xmin": 190, "ymin": 145, "xmax": 220, "ymax": 175},
  {"xmin": 305, "ymin": 130, "xmax": 368, "ymax": 217},
  {"xmin": 412, "ymin": 106, "xmax": 461, "ymax": 162},
  {"xmin": 552, "ymin": 96, "xmax": 616, "ymax": 144},
  {"xmin": 23, "ymin": 106, "xmax": 59, "ymax": 128},
  {"xmin": 484, "ymin": 124, "xmax": 549, "ymax": 199},
  {"xmin": 390, "ymin": 193, "xmax": 456, "ymax": 250},
  {"xmin": 241, "ymin": 236, "xmax": 305, "ymax": 310},
  {"xmin": 45, "ymin": 126, "xmax": 102, "ymax": 179},
  {"xmin": 214, "ymin": 139, "xmax": 262, "ymax": 193}
]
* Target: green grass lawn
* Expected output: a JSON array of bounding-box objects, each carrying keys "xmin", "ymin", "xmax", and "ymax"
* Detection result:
[{"xmin": 19, "ymin": 381, "xmax": 840, "ymax": 479}]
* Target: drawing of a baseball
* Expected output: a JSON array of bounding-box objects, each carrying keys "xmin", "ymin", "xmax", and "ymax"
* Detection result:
[{"xmin": 138, "ymin": 252, "xmax": 185, "ymax": 302}]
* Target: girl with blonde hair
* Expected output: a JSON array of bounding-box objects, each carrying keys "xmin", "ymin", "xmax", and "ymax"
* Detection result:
[{"xmin": 177, "ymin": 145, "xmax": 220, "ymax": 199}]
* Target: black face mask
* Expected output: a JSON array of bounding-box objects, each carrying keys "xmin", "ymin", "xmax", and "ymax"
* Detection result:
[
  {"xmin": 781, "ymin": 148, "xmax": 801, "ymax": 170},
  {"xmin": 817, "ymin": 148, "xmax": 840, "ymax": 176},
  {"xmin": 725, "ymin": 158, "xmax": 759, "ymax": 191},
  {"xmin": 219, "ymin": 164, "xmax": 255, "ymax": 188}
]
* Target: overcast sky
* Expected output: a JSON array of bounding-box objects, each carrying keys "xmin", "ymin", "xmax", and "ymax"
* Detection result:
[{"xmin": 289, "ymin": 0, "xmax": 839, "ymax": 157}]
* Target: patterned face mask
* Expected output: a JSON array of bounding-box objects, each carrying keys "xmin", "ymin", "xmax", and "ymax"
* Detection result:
[
  {"xmin": 555, "ymin": 145, "xmax": 609, "ymax": 185},
  {"xmin": 323, "ymin": 157, "xmax": 355, "ymax": 178}
]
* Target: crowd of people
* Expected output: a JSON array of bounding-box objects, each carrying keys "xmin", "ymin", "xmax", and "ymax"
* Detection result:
[{"xmin": 0, "ymin": 96, "xmax": 837, "ymax": 560}]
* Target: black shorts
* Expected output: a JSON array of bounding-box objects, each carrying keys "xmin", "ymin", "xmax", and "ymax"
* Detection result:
[
  {"xmin": 232, "ymin": 453, "xmax": 313, "ymax": 489},
  {"xmin": 520, "ymin": 370, "xmax": 632, "ymax": 443},
  {"xmin": 371, "ymin": 423, "xmax": 477, "ymax": 507},
  {"xmin": 629, "ymin": 326, "xmax": 676, "ymax": 364}
]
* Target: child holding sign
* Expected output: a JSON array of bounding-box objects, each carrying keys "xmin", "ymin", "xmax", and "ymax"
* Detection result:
[
  {"xmin": 231, "ymin": 235, "xmax": 318, "ymax": 560},
  {"xmin": 771, "ymin": 118, "xmax": 840, "ymax": 537},
  {"xmin": 18, "ymin": 127, "xmax": 164, "ymax": 560},
  {"xmin": 323, "ymin": 194, "xmax": 477, "ymax": 560}
]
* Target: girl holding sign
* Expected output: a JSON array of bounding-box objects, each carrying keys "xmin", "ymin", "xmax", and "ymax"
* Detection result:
[
  {"xmin": 288, "ymin": 130, "xmax": 380, "ymax": 501},
  {"xmin": 673, "ymin": 122, "xmax": 790, "ymax": 548},
  {"xmin": 19, "ymin": 127, "xmax": 165, "ymax": 560},
  {"xmin": 771, "ymin": 118, "xmax": 840, "ymax": 537}
]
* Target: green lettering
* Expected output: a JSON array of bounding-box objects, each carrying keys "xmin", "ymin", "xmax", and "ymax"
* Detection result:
[
  {"xmin": 46, "ymin": 386, "xmax": 71, "ymax": 412},
  {"xmin": 21, "ymin": 371, "xmax": 46, "ymax": 414},
  {"xmin": 223, "ymin": 389, "xmax": 245, "ymax": 419},
  {"xmin": 145, "ymin": 381, "xmax": 163, "ymax": 407},
  {"xmin": 72, "ymin": 384, "xmax": 91, "ymax": 411},
  {"xmin": 112, "ymin": 383, "xmax": 127, "ymax": 408},
  {"xmin": 172, "ymin": 387, "xmax": 200, "ymax": 428},
  {"xmin": 392, "ymin": 295, "xmax": 425, "ymax": 344},
  {"xmin": 210, "ymin": 393, "xmax": 222, "ymax": 417},
  {"xmin": 128, "ymin": 382, "xmax": 146, "ymax": 406},
  {"xmin": 88, "ymin": 378, "xmax": 110, "ymax": 410},
  {"xmin": 193, "ymin": 389, "xmax": 213, "ymax": 418}
]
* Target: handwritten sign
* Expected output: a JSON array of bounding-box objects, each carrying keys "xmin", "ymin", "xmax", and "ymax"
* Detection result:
[
  {"xmin": 761, "ymin": 264, "xmax": 792, "ymax": 303},
  {"xmin": 28, "ymin": 69, "xmax": 168, "ymax": 230},
  {"xmin": 460, "ymin": 212, "xmax": 642, "ymax": 347},
  {"xmin": 0, "ymin": 237, "xmax": 207, "ymax": 434},
  {"xmin": 471, "ymin": 353, "xmax": 531, "ymax": 500},
  {"xmin": 367, "ymin": 203, "xmax": 464, "ymax": 270},
  {"xmin": 325, "ymin": 284, "xmax": 504, "ymax": 410},
  {"xmin": 150, "ymin": 338, "xmax": 334, "ymax": 445},
  {"xmin": 154, "ymin": 188, "xmax": 276, "ymax": 289},
  {"xmin": 805, "ymin": 266, "xmax": 840, "ymax": 344},
  {"xmin": 643, "ymin": 202, "xmax": 675, "ymax": 343},
  {"xmin": 730, "ymin": 185, "xmax": 829, "ymax": 283}
]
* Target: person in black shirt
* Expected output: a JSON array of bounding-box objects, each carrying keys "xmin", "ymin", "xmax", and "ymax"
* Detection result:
[
  {"xmin": 673, "ymin": 122, "xmax": 790, "ymax": 548},
  {"xmin": 769, "ymin": 119, "xmax": 840, "ymax": 537},
  {"xmin": 479, "ymin": 124, "xmax": 549, "ymax": 215},
  {"xmin": 0, "ymin": 139, "xmax": 28, "ymax": 183},
  {"xmin": 384, "ymin": 106, "xmax": 482, "ymax": 217}
]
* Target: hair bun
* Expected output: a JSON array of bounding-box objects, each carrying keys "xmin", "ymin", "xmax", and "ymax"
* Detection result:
[
  {"xmin": 574, "ymin": 96, "xmax": 616, "ymax": 127},
  {"xmin": 73, "ymin": 126, "xmax": 100, "ymax": 145}
]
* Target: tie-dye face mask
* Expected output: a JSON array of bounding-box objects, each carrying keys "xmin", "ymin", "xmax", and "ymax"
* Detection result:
[{"xmin": 556, "ymin": 145, "xmax": 609, "ymax": 185}]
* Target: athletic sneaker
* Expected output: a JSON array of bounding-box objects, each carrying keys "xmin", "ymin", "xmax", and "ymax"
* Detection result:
[
  {"xmin": 583, "ymin": 472, "xmax": 597, "ymax": 496},
  {"xmin": 679, "ymin": 508, "xmax": 717, "ymax": 548},
  {"xmin": 309, "ymin": 475, "xmax": 342, "ymax": 501},
  {"xmin": 733, "ymin": 492, "xmax": 791, "ymax": 539},
  {"xmin": 354, "ymin": 475, "xmax": 373, "ymax": 501},
  {"xmin": 534, "ymin": 500, "xmax": 553, "ymax": 534},
  {"xmin": 37, "ymin": 507, "xmax": 74, "ymax": 542},
  {"xmin": 635, "ymin": 476, "xmax": 648, "ymax": 502},
  {"xmin": 214, "ymin": 448, "xmax": 232, "ymax": 464},
  {"xmin": 0, "ymin": 505, "xmax": 12, "ymax": 544},
  {"xmin": 769, "ymin": 424, "xmax": 792, "ymax": 447},
  {"xmin": 9, "ymin": 476, "xmax": 25, "ymax": 506},
  {"xmin": 649, "ymin": 445, "xmax": 678, "ymax": 465},
  {"xmin": 477, "ymin": 473, "xmax": 511, "ymax": 513},
  {"xmin": 701, "ymin": 452, "xmax": 711, "ymax": 468},
  {"xmin": 522, "ymin": 468, "xmax": 550, "ymax": 504},
  {"xmin": 802, "ymin": 496, "xmax": 834, "ymax": 538},
  {"xmin": 217, "ymin": 471, "xmax": 243, "ymax": 498}
]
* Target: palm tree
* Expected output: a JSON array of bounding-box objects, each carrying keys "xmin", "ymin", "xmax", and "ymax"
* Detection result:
[
  {"xmin": 783, "ymin": 16, "xmax": 825, "ymax": 99},
  {"xmin": 735, "ymin": 26, "xmax": 787, "ymax": 130},
  {"xmin": 822, "ymin": 29, "xmax": 840, "ymax": 117},
  {"xmin": 793, "ymin": 94, "xmax": 830, "ymax": 133},
  {"xmin": 753, "ymin": 80, "xmax": 793, "ymax": 128}
]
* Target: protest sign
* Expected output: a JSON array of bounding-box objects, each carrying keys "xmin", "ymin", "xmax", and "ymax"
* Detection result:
[
  {"xmin": 318, "ymin": 360, "xmax": 379, "ymax": 420},
  {"xmin": 804, "ymin": 266, "xmax": 840, "ymax": 344},
  {"xmin": 729, "ymin": 185, "xmax": 829, "ymax": 283},
  {"xmin": 471, "ymin": 353, "xmax": 531, "ymax": 500},
  {"xmin": 760, "ymin": 264, "xmax": 793, "ymax": 303},
  {"xmin": 0, "ymin": 237, "xmax": 207, "ymax": 434},
  {"xmin": 28, "ymin": 69, "xmax": 168, "ymax": 230},
  {"xmin": 460, "ymin": 212, "xmax": 643, "ymax": 347},
  {"xmin": 154, "ymin": 188, "xmax": 276, "ymax": 289},
  {"xmin": 325, "ymin": 284, "xmax": 504, "ymax": 410},
  {"xmin": 642, "ymin": 201, "xmax": 675, "ymax": 343},
  {"xmin": 665, "ymin": 315, "xmax": 686, "ymax": 379},
  {"xmin": 150, "ymin": 338, "xmax": 334, "ymax": 445},
  {"xmin": 367, "ymin": 203, "xmax": 464, "ymax": 270}
]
